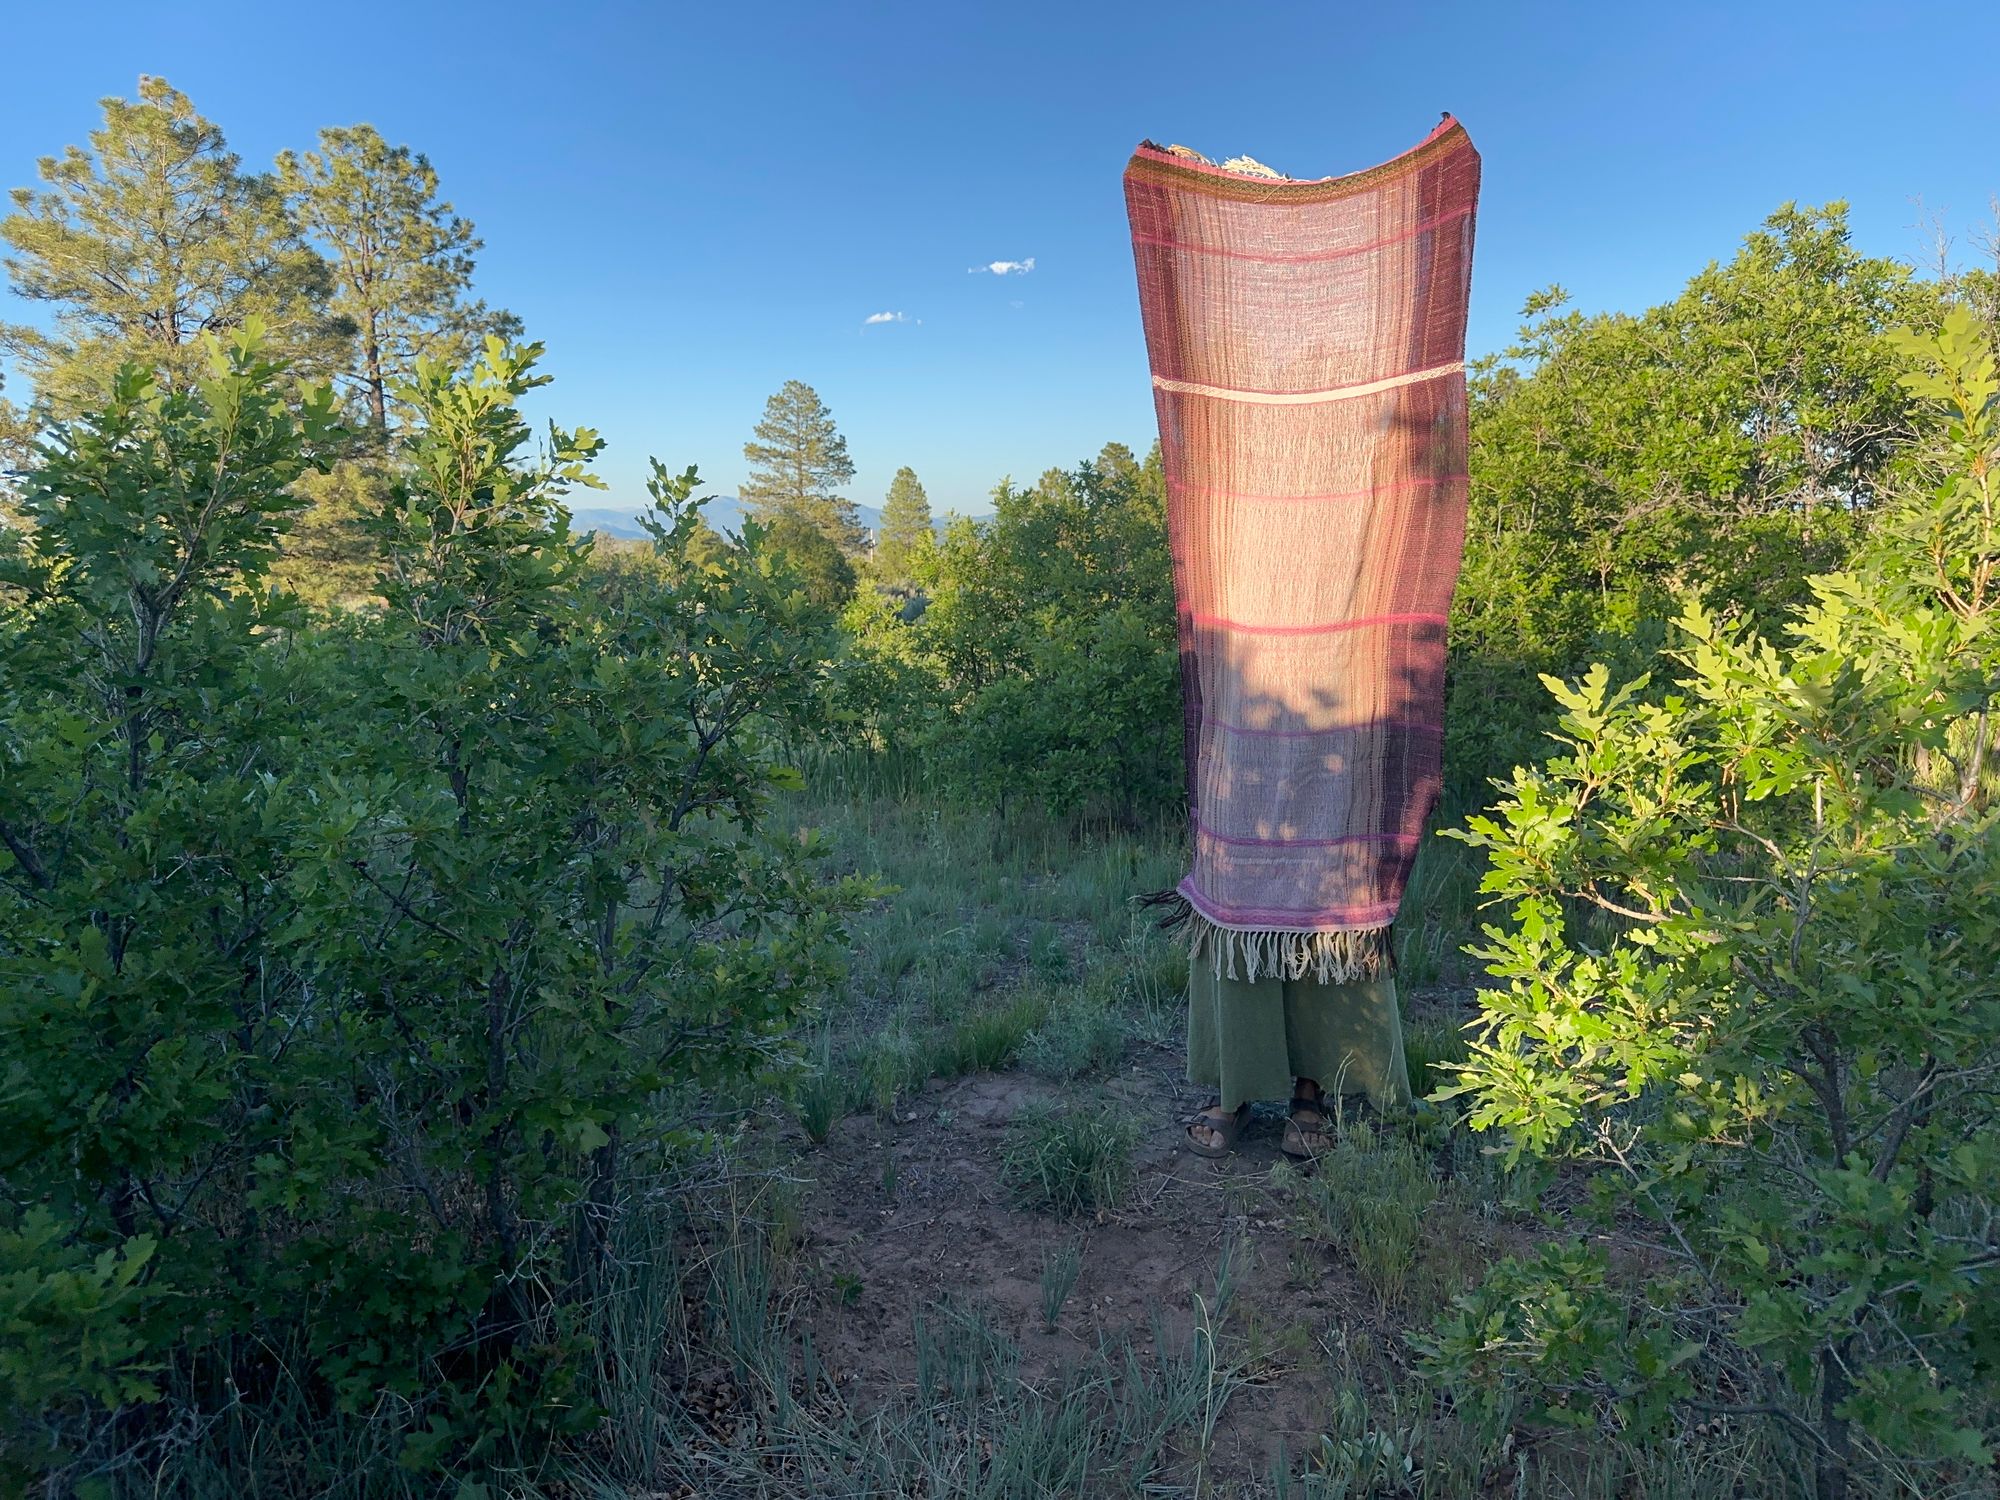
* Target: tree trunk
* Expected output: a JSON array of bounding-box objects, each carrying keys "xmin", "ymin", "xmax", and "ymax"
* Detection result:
[
  {"xmin": 482, "ymin": 961, "xmax": 522, "ymax": 1352},
  {"xmin": 1815, "ymin": 1341, "xmax": 1852, "ymax": 1500},
  {"xmin": 365, "ymin": 311, "xmax": 388, "ymax": 434}
]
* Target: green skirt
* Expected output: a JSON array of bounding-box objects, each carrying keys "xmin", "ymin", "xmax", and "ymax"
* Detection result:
[{"xmin": 1187, "ymin": 962, "xmax": 1410, "ymax": 1113}]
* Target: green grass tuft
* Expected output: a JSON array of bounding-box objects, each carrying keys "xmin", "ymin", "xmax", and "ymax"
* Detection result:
[
  {"xmin": 791, "ymin": 1065, "xmax": 847, "ymax": 1145},
  {"xmin": 1403, "ymin": 1015, "xmax": 1473, "ymax": 1105},
  {"xmin": 1002, "ymin": 1103, "xmax": 1139, "ymax": 1217},
  {"xmin": 1028, "ymin": 923, "xmax": 1073, "ymax": 979},
  {"xmin": 1278, "ymin": 1128, "xmax": 1442, "ymax": 1309},
  {"xmin": 943, "ymin": 989, "xmax": 1050, "ymax": 1076},
  {"xmin": 1021, "ymin": 995, "xmax": 1130, "ymax": 1081},
  {"xmin": 1039, "ymin": 1238, "xmax": 1084, "ymax": 1331}
]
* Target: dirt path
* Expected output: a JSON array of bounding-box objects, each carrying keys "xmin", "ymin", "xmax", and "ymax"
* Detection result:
[{"xmin": 780, "ymin": 1036, "xmax": 1451, "ymax": 1487}]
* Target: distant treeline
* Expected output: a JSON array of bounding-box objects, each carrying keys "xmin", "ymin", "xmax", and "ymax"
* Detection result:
[{"xmin": 6, "ymin": 82, "xmax": 1996, "ymax": 819}]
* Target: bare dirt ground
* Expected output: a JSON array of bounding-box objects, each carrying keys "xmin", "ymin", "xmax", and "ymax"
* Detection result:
[{"xmin": 775, "ymin": 1027, "xmax": 1503, "ymax": 1489}]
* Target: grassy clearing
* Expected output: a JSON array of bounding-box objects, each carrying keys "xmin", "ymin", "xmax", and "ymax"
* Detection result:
[
  {"xmin": 569, "ymin": 1199, "xmax": 1245, "ymax": 1500},
  {"xmin": 554, "ymin": 1175, "xmax": 1826, "ymax": 1500},
  {"xmin": 117, "ymin": 764, "xmax": 1847, "ymax": 1498},
  {"xmin": 128, "ymin": 760, "xmax": 1860, "ymax": 1498},
  {"xmin": 775, "ymin": 751, "xmax": 1194, "ymax": 1140}
]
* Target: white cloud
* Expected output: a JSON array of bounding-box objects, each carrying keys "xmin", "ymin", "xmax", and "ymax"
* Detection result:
[
  {"xmin": 863, "ymin": 310, "xmax": 910, "ymax": 325},
  {"xmin": 969, "ymin": 257, "xmax": 1036, "ymax": 276}
]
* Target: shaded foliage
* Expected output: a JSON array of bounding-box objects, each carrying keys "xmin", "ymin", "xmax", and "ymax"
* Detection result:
[
  {"xmin": 1451, "ymin": 204, "xmax": 1934, "ymax": 794},
  {"xmin": 839, "ymin": 441, "xmax": 1180, "ymax": 822},
  {"xmin": 762, "ymin": 510, "xmax": 858, "ymax": 608},
  {"xmin": 1429, "ymin": 308, "xmax": 2000, "ymax": 1495},
  {"xmin": 0, "ymin": 335, "xmax": 865, "ymax": 1488}
]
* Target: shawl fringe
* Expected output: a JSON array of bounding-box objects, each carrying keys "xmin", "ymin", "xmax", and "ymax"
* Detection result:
[
  {"xmin": 1135, "ymin": 886, "xmax": 1194, "ymax": 931},
  {"xmin": 1136, "ymin": 890, "xmax": 1390, "ymax": 984}
]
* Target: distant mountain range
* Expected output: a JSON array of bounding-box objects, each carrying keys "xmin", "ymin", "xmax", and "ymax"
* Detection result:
[{"xmin": 570, "ymin": 496, "xmax": 928, "ymax": 540}]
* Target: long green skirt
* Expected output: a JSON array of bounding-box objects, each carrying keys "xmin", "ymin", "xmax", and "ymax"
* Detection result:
[{"xmin": 1187, "ymin": 962, "xmax": 1410, "ymax": 1113}]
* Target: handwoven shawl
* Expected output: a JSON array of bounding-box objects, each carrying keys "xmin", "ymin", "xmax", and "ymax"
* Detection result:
[{"xmin": 1123, "ymin": 116, "xmax": 1481, "ymax": 982}]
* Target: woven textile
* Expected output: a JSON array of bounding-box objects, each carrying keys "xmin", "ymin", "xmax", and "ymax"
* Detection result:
[{"xmin": 1123, "ymin": 117, "xmax": 1481, "ymax": 979}]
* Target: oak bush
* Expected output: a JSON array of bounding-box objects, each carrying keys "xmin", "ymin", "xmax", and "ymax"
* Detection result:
[{"xmin": 0, "ymin": 334, "xmax": 863, "ymax": 1489}]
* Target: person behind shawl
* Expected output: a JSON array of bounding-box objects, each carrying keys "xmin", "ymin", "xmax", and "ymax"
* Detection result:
[{"xmin": 1121, "ymin": 121, "xmax": 1481, "ymax": 1157}]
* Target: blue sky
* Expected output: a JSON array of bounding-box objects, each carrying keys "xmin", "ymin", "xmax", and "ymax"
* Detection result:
[{"xmin": 3, "ymin": 1, "xmax": 1997, "ymax": 517}]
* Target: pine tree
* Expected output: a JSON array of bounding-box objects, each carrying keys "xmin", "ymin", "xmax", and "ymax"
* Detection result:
[
  {"xmin": 740, "ymin": 380, "xmax": 862, "ymax": 552},
  {"xmin": 0, "ymin": 77, "xmax": 340, "ymax": 413},
  {"xmin": 0, "ymin": 374, "xmax": 27, "ymax": 480},
  {"xmin": 279, "ymin": 125, "xmax": 519, "ymax": 434},
  {"xmin": 761, "ymin": 513, "xmax": 857, "ymax": 608},
  {"xmin": 684, "ymin": 514, "xmax": 735, "ymax": 572},
  {"xmin": 271, "ymin": 462, "xmax": 388, "ymax": 609},
  {"xmin": 1093, "ymin": 441, "xmax": 1139, "ymax": 486},
  {"xmin": 873, "ymin": 465, "xmax": 933, "ymax": 586}
]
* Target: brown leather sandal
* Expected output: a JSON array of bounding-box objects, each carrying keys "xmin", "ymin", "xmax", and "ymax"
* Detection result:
[
  {"xmin": 1184, "ymin": 1098, "xmax": 1251, "ymax": 1158},
  {"xmin": 1281, "ymin": 1090, "xmax": 1335, "ymax": 1159}
]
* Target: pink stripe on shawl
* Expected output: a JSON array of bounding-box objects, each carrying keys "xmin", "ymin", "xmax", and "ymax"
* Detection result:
[
  {"xmin": 1187, "ymin": 611, "xmax": 1447, "ymax": 637},
  {"xmin": 1208, "ymin": 717, "xmax": 1445, "ymax": 740},
  {"xmin": 1193, "ymin": 816, "xmax": 1421, "ymax": 850},
  {"xmin": 1179, "ymin": 878, "xmax": 1404, "ymax": 932},
  {"xmin": 1169, "ymin": 474, "xmax": 1466, "ymax": 506}
]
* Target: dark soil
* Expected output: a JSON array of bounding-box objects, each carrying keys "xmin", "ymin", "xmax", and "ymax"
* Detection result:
[{"xmin": 775, "ymin": 1031, "xmax": 1507, "ymax": 1488}]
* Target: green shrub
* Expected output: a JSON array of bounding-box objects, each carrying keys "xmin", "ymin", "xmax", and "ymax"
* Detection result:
[
  {"xmin": 0, "ymin": 1212, "xmax": 160, "ymax": 1475},
  {"xmin": 1415, "ymin": 1240, "xmax": 1695, "ymax": 1444},
  {"xmin": 0, "ymin": 335, "xmax": 865, "ymax": 1487},
  {"xmin": 1447, "ymin": 206, "xmax": 1927, "ymax": 803},
  {"xmin": 846, "ymin": 448, "xmax": 1185, "ymax": 823},
  {"xmin": 1439, "ymin": 310, "xmax": 2000, "ymax": 1490}
]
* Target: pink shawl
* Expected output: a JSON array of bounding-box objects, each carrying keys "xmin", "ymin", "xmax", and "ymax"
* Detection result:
[{"xmin": 1124, "ymin": 118, "xmax": 1481, "ymax": 980}]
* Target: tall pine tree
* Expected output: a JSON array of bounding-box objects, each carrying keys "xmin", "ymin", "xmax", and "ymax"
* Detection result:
[
  {"xmin": 0, "ymin": 77, "xmax": 340, "ymax": 413},
  {"xmin": 740, "ymin": 380, "xmax": 863, "ymax": 552},
  {"xmin": 273, "ymin": 125, "xmax": 519, "ymax": 605},
  {"xmin": 873, "ymin": 465, "xmax": 933, "ymax": 586},
  {"xmin": 279, "ymin": 125, "xmax": 519, "ymax": 434},
  {"xmin": 0, "ymin": 373, "xmax": 26, "ymax": 481}
]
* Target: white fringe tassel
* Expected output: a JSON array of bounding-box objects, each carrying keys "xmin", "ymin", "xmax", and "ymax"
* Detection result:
[{"xmin": 1185, "ymin": 912, "xmax": 1388, "ymax": 985}]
